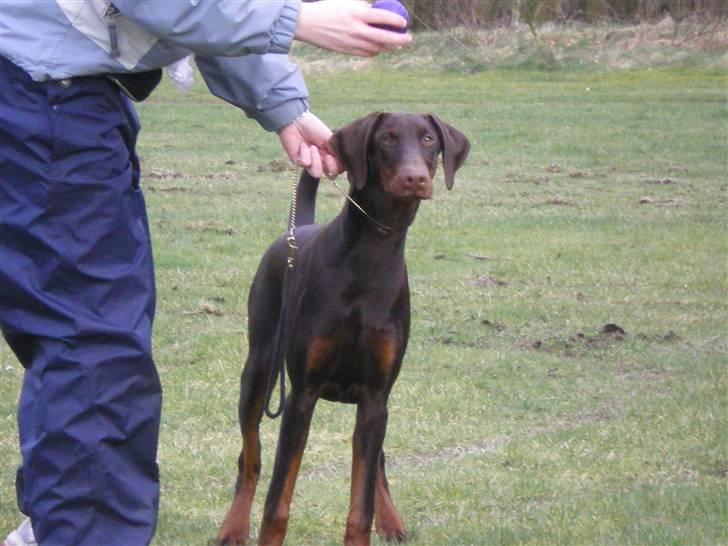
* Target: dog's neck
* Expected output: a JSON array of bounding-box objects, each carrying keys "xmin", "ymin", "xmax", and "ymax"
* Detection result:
[
  {"xmin": 328, "ymin": 207, "xmax": 408, "ymax": 291},
  {"xmin": 348, "ymin": 181, "xmax": 421, "ymax": 235}
]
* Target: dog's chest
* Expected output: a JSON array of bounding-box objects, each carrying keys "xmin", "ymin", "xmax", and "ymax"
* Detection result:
[
  {"xmin": 293, "ymin": 279, "xmax": 408, "ymax": 401},
  {"xmin": 304, "ymin": 324, "xmax": 401, "ymax": 403}
]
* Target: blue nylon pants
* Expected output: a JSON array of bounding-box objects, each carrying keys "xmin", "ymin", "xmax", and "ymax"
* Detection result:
[{"xmin": 0, "ymin": 55, "xmax": 161, "ymax": 545}]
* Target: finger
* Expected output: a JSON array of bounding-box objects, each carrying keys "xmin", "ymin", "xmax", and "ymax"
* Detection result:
[
  {"xmin": 354, "ymin": 25, "xmax": 412, "ymax": 52},
  {"xmin": 278, "ymin": 124, "xmax": 301, "ymax": 162},
  {"xmin": 365, "ymin": 8, "xmax": 408, "ymax": 30},
  {"xmin": 306, "ymin": 145, "xmax": 323, "ymax": 178},
  {"xmin": 322, "ymin": 153, "xmax": 342, "ymax": 178},
  {"xmin": 297, "ymin": 142, "xmax": 312, "ymax": 167}
]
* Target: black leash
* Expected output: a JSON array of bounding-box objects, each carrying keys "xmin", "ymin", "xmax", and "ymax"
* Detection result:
[
  {"xmin": 262, "ymin": 170, "xmax": 391, "ymax": 418},
  {"xmin": 263, "ymin": 171, "xmax": 301, "ymax": 419},
  {"xmin": 263, "ymin": 270, "xmax": 290, "ymax": 418}
]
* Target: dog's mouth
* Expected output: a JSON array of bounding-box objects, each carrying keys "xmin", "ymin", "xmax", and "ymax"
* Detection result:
[
  {"xmin": 413, "ymin": 185, "xmax": 433, "ymax": 200},
  {"xmin": 384, "ymin": 186, "xmax": 433, "ymax": 202},
  {"xmin": 385, "ymin": 174, "xmax": 433, "ymax": 200}
]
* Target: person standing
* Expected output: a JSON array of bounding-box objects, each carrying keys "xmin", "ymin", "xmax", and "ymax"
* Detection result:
[{"xmin": 0, "ymin": 2, "xmax": 410, "ymax": 545}]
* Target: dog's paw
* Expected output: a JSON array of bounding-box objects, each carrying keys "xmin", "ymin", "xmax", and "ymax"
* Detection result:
[
  {"xmin": 376, "ymin": 521, "xmax": 407, "ymax": 543},
  {"xmin": 215, "ymin": 526, "xmax": 248, "ymax": 546}
]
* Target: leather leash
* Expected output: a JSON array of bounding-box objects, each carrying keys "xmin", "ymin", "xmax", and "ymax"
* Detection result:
[
  {"xmin": 263, "ymin": 172, "xmax": 299, "ymax": 418},
  {"xmin": 263, "ymin": 170, "xmax": 391, "ymax": 419}
]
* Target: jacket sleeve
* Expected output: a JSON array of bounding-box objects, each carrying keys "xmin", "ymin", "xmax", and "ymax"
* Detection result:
[
  {"xmin": 195, "ymin": 54, "xmax": 309, "ymax": 132},
  {"xmin": 112, "ymin": 0, "xmax": 301, "ymax": 57}
]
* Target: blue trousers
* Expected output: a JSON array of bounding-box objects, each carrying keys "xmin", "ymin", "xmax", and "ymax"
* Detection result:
[{"xmin": 0, "ymin": 56, "xmax": 161, "ymax": 545}]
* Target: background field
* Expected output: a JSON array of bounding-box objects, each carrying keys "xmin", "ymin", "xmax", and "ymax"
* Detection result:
[{"xmin": 1, "ymin": 25, "xmax": 726, "ymax": 545}]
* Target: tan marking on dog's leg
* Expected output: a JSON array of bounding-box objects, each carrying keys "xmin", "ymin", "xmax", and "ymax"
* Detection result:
[
  {"xmin": 345, "ymin": 450, "xmax": 371, "ymax": 546},
  {"xmin": 374, "ymin": 453, "xmax": 406, "ymax": 542},
  {"xmin": 259, "ymin": 394, "xmax": 317, "ymax": 546},
  {"xmin": 217, "ymin": 388, "xmax": 265, "ymax": 545}
]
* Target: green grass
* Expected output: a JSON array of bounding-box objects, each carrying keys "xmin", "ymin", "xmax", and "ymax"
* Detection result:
[{"xmin": 1, "ymin": 30, "xmax": 727, "ymax": 545}]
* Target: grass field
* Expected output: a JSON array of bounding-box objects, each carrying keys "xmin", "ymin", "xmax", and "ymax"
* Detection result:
[{"xmin": 1, "ymin": 27, "xmax": 727, "ymax": 546}]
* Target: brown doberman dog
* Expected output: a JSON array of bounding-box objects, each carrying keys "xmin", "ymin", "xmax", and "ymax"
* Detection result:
[{"xmin": 216, "ymin": 112, "xmax": 470, "ymax": 546}]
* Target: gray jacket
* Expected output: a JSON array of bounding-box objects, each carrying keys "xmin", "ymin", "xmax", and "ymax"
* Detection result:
[{"xmin": 0, "ymin": 0, "xmax": 308, "ymax": 131}]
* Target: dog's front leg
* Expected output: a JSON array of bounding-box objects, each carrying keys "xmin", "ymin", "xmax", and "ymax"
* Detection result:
[
  {"xmin": 345, "ymin": 395, "xmax": 389, "ymax": 546},
  {"xmin": 258, "ymin": 391, "xmax": 318, "ymax": 546}
]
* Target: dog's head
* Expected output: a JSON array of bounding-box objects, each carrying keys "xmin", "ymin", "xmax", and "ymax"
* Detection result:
[{"xmin": 330, "ymin": 112, "xmax": 470, "ymax": 200}]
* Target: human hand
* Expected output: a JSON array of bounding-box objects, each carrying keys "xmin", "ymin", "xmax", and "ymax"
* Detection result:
[
  {"xmin": 278, "ymin": 111, "xmax": 342, "ymax": 178},
  {"xmin": 294, "ymin": 0, "xmax": 411, "ymax": 57}
]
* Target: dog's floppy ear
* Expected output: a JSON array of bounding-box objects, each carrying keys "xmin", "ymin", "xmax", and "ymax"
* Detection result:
[
  {"xmin": 329, "ymin": 112, "xmax": 383, "ymax": 190},
  {"xmin": 426, "ymin": 114, "xmax": 471, "ymax": 190}
]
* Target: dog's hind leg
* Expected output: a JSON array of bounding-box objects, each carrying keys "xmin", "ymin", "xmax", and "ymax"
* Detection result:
[
  {"xmin": 374, "ymin": 450, "xmax": 406, "ymax": 542},
  {"xmin": 216, "ymin": 351, "xmax": 271, "ymax": 545},
  {"xmin": 217, "ymin": 266, "xmax": 284, "ymax": 546}
]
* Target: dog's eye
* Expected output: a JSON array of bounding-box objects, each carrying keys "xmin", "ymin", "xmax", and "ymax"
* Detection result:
[
  {"xmin": 381, "ymin": 134, "xmax": 396, "ymax": 146},
  {"xmin": 423, "ymin": 134, "xmax": 436, "ymax": 146}
]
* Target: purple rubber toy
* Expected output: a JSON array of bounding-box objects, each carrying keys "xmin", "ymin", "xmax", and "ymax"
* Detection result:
[{"xmin": 371, "ymin": 0, "xmax": 409, "ymax": 33}]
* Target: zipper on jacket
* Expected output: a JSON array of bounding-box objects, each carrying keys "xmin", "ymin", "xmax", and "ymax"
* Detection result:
[{"xmin": 104, "ymin": 2, "xmax": 121, "ymax": 58}]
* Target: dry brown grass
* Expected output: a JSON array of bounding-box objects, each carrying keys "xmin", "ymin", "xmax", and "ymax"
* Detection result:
[{"xmin": 290, "ymin": 17, "xmax": 728, "ymax": 74}]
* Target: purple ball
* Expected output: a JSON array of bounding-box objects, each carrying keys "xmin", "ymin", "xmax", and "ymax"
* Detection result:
[{"xmin": 371, "ymin": 0, "xmax": 409, "ymax": 33}]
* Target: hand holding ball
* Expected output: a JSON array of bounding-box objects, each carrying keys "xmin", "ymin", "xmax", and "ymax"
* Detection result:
[{"xmin": 371, "ymin": 0, "xmax": 410, "ymax": 33}]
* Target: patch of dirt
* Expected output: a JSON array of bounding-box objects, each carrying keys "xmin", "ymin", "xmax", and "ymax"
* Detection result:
[
  {"xmin": 435, "ymin": 334, "xmax": 489, "ymax": 349},
  {"xmin": 600, "ymin": 323, "xmax": 626, "ymax": 336},
  {"xmin": 502, "ymin": 172, "xmax": 550, "ymax": 185},
  {"xmin": 481, "ymin": 319, "xmax": 507, "ymax": 332},
  {"xmin": 436, "ymin": 319, "xmax": 507, "ymax": 348},
  {"xmin": 184, "ymin": 221, "xmax": 235, "ymax": 235},
  {"xmin": 546, "ymin": 163, "xmax": 562, "ymax": 173},
  {"xmin": 532, "ymin": 323, "xmax": 686, "ymax": 359},
  {"xmin": 569, "ymin": 170, "xmax": 608, "ymax": 179},
  {"xmin": 146, "ymin": 185, "xmax": 192, "ymax": 193},
  {"xmin": 186, "ymin": 304, "xmax": 224, "ymax": 317},
  {"xmin": 638, "ymin": 196, "xmax": 685, "ymax": 207},
  {"xmin": 257, "ymin": 158, "xmax": 297, "ymax": 173},
  {"xmin": 531, "ymin": 323, "xmax": 627, "ymax": 356},
  {"xmin": 642, "ymin": 177, "xmax": 677, "ymax": 185},
  {"xmin": 467, "ymin": 253, "xmax": 495, "ymax": 261},
  {"xmin": 636, "ymin": 330, "xmax": 681, "ymax": 343},
  {"xmin": 146, "ymin": 168, "xmax": 183, "ymax": 180},
  {"xmin": 145, "ymin": 168, "xmax": 241, "ymax": 181},
  {"xmin": 199, "ymin": 171, "xmax": 239, "ymax": 181},
  {"xmin": 533, "ymin": 197, "xmax": 573, "ymax": 207},
  {"xmin": 468, "ymin": 275, "xmax": 509, "ymax": 288}
]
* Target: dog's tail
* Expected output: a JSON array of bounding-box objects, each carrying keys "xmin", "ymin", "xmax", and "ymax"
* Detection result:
[{"xmin": 290, "ymin": 170, "xmax": 319, "ymax": 227}]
